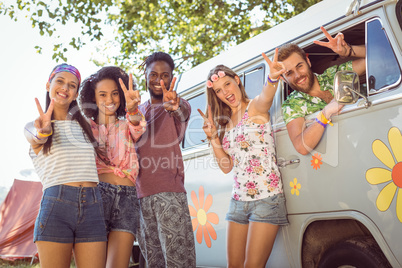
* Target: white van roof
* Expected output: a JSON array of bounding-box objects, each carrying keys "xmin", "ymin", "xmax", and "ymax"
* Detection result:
[{"xmin": 176, "ymin": 0, "xmax": 380, "ymax": 94}]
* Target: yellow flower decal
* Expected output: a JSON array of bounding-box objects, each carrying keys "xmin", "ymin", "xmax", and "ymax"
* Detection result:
[
  {"xmin": 290, "ymin": 178, "xmax": 301, "ymax": 196},
  {"xmin": 366, "ymin": 127, "xmax": 402, "ymax": 223},
  {"xmin": 188, "ymin": 186, "xmax": 219, "ymax": 248},
  {"xmin": 311, "ymin": 153, "xmax": 322, "ymax": 170}
]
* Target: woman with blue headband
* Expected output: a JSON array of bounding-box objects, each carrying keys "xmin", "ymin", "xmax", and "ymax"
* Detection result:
[{"xmin": 24, "ymin": 63, "xmax": 107, "ymax": 267}]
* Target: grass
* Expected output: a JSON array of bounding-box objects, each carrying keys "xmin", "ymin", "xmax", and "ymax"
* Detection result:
[{"xmin": 0, "ymin": 258, "xmax": 75, "ymax": 267}]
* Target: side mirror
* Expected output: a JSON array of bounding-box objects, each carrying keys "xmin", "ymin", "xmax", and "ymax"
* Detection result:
[{"xmin": 334, "ymin": 70, "xmax": 371, "ymax": 108}]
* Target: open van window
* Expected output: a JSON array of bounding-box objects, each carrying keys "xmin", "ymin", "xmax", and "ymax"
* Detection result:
[
  {"xmin": 281, "ymin": 22, "xmax": 367, "ymax": 102},
  {"xmin": 282, "ymin": 18, "xmax": 401, "ymax": 103}
]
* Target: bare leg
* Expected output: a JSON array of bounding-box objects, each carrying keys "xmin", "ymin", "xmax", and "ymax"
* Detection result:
[
  {"xmin": 105, "ymin": 231, "xmax": 135, "ymax": 268},
  {"xmin": 227, "ymin": 221, "xmax": 248, "ymax": 268},
  {"xmin": 36, "ymin": 241, "xmax": 73, "ymax": 268},
  {"xmin": 73, "ymin": 241, "xmax": 106, "ymax": 268},
  {"xmin": 245, "ymin": 222, "xmax": 279, "ymax": 268}
]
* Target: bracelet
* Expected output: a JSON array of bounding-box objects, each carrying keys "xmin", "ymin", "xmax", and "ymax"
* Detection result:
[
  {"xmin": 347, "ymin": 43, "xmax": 355, "ymax": 57},
  {"xmin": 207, "ymin": 133, "xmax": 218, "ymax": 141},
  {"xmin": 37, "ymin": 129, "xmax": 53, "ymax": 137},
  {"xmin": 126, "ymin": 108, "xmax": 140, "ymax": 116},
  {"xmin": 317, "ymin": 111, "xmax": 334, "ymax": 126},
  {"xmin": 126, "ymin": 109, "xmax": 145, "ymax": 123},
  {"xmin": 165, "ymin": 105, "xmax": 181, "ymax": 115},
  {"xmin": 267, "ymin": 74, "xmax": 279, "ymax": 84},
  {"xmin": 315, "ymin": 117, "xmax": 327, "ymax": 128}
]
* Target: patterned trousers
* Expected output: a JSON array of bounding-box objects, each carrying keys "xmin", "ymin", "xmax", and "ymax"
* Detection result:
[{"xmin": 137, "ymin": 192, "xmax": 196, "ymax": 268}]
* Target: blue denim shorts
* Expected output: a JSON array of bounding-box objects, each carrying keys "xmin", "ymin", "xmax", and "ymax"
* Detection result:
[
  {"xmin": 98, "ymin": 182, "xmax": 139, "ymax": 236},
  {"xmin": 225, "ymin": 194, "xmax": 289, "ymax": 225},
  {"xmin": 34, "ymin": 184, "xmax": 108, "ymax": 243}
]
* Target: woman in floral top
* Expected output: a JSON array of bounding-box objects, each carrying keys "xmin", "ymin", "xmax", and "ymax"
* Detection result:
[{"xmin": 199, "ymin": 49, "xmax": 288, "ymax": 266}]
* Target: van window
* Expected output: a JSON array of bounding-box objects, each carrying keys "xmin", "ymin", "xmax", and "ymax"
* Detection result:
[
  {"xmin": 366, "ymin": 18, "xmax": 401, "ymax": 94},
  {"xmin": 239, "ymin": 64, "xmax": 266, "ymax": 99},
  {"xmin": 182, "ymin": 92, "xmax": 207, "ymax": 149},
  {"xmin": 245, "ymin": 64, "xmax": 266, "ymax": 98}
]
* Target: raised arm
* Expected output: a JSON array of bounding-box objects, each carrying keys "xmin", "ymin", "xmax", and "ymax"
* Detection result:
[
  {"xmin": 314, "ymin": 26, "xmax": 366, "ymax": 75},
  {"xmin": 24, "ymin": 98, "xmax": 54, "ymax": 154},
  {"xmin": 198, "ymin": 106, "xmax": 233, "ymax": 174},
  {"xmin": 119, "ymin": 73, "xmax": 146, "ymax": 142},
  {"xmin": 161, "ymin": 78, "xmax": 190, "ymax": 122},
  {"xmin": 252, "ymin": 48, "xmax": 286, "ymax": 115}
]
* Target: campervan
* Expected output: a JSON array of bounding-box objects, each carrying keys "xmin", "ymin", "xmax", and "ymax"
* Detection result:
[{"xmin": 173, "ymin": 0, "xmax": 402, "ymax": 267}]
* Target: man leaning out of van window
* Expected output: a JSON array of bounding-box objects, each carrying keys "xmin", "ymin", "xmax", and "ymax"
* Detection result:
[{"xmin": 279, "ymin": 26, "xmax": 366, "ymax": 155}]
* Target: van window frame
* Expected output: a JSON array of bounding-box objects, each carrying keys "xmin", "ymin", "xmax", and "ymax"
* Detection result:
[
  {"xmin": 181, "ymin": 91, "xmax": 207, "ymax": 150},
  {"xmin": 365, "ymin": 17, "xmax": 402, "ymax": 95},
  {"xmin": 238, "ymin": 63, "xmax": 266, "ymax": 99},
  {"xmin": 396, "ymin": 0, "xmax": 402, "ymax": 29}
]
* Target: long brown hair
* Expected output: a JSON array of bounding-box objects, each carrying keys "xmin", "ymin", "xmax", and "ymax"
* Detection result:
[
  {"xmin": 205, "ymin": 64, "xmax": 249, "ymax": 142},
  {"xmin": 42, "ymin": 65, "xmax": 100, "ymax": 156}
]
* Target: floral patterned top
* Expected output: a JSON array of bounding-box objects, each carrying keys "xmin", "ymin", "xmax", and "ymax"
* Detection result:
[
  {"xmin": 282, "ymin": 62, "xmax": 351, "ymax": 125},
  {"xmin": 222, "ymin": 101, "xmax": 283, "ymax": 201},
  {"xmin": 89, "ymin": 114, "xmax": 146, "ymax": 184}
]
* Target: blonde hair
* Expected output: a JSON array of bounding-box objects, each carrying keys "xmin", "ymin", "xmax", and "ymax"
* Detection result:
[{"xmin": 205, "ymin": 64, "xmax": 249, "ymax": 142}]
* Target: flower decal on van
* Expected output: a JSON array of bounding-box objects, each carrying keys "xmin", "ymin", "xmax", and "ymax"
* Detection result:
[
  {"xmin": 366, "ymin": 127, "xmax": 402, "ymax": 223},
  {"xmin": 311, "ymin": 153, "xmax": 322, "ymax": 170},
  {"xmin": 188, "ymin": 186, "xmax": 219, "ymax": 248},
  {"xmin": 290, "ymin": 178, "xmax": 301, "ymax": 196}
]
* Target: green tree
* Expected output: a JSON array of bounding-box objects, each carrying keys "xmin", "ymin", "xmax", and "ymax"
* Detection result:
[{"xmin": 1, "ymin": 0, "xmax": 321, "ymax": 72}]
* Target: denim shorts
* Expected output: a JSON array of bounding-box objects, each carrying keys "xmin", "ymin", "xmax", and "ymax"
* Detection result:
[
  {"xmin": 34, "ymin": 184, "xmax": 108, "ymax": 243},
  {"xmin": 98, "ymin": 182, "xmax": 139, "ymax": 236},
  {"xmin": 225, "ymin": 194, "xmax": 289, "ymax": 225}
]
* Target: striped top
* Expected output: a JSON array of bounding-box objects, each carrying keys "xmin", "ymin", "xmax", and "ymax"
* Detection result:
[{"xmin": 30, "ymin": 120, "xmax": 99, "ymax": 190}]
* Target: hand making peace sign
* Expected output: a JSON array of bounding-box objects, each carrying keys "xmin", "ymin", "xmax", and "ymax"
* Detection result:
[
  {"xmin": 262, "ymin": 48, "xmax": 286, "ymax": 81},
  {"xmin": 198, "ymin": 105, "xmax": 218, "ymax": 141},
  {"xmin": 119, "ymin": 73, "xmax": 141, "ymax": 113},
  {"xmin": 161, "ymin": 77, "xmax": 179, "ymax": 111},
  {"xmin": 313, "ymin": 26, "xmax": 349, "ymax": 57},
  {"xmin": 34, "ymin": 98, "xmax": 54, "ymax": 135}
]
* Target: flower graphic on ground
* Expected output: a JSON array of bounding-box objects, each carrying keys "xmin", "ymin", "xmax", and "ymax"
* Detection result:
[
  {"xmin": 290, "ymin": 178, "xmax": 301, "ymax": 196},
  {"xmin": 188, "ymin": 186, "xmax": 219, "ymax": 248},
  {"xmin": 366, "ymin": 127, "xmax": 402, "ymax": 222},
  {"xmin": 311, "ymin": 153, "xmax": 322, "ymax": 170}
]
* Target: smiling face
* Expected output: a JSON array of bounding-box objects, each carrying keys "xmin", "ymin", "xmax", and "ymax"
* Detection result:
[
  {"xmin": 146, "ymin": 61, "xmax": 172, "ymax": 100},
  {"xmin": 211, "ymin": 75, "xmax": 244, "ymax": 109},
  {"xmin": 46, "ymin": 72, "xmax": 79, "ymax": 108},
  {"xmin": 282, "ymin": 52, "xmax": 315, "ymax": 94},
  {"xmin": 94, "ymin": 79, "xmax": 121, "ymax": 118}
]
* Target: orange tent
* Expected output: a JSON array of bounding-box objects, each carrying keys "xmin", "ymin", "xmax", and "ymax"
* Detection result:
[{"xmin": 0, "ymin": 179, "xmax": 42, "ymax": 261}]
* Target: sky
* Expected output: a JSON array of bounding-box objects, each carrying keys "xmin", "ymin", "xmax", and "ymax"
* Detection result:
[{"xmin": 0, "ymin": 13, "xmax": 110, "ymax": 189}]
